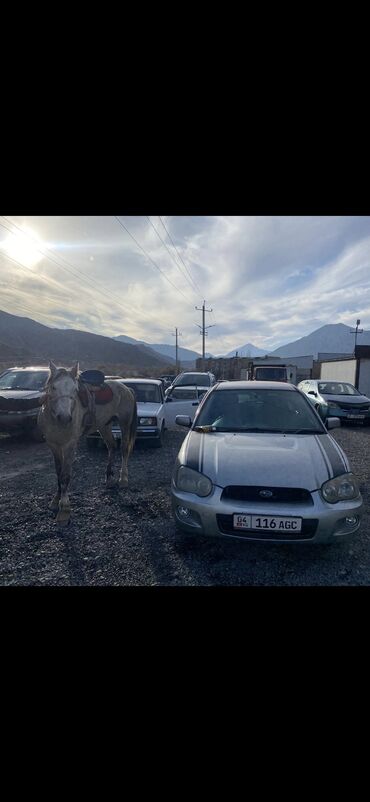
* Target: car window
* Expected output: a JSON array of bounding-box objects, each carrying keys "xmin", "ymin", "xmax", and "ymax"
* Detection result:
[
  {"xmin": 172, "ymin": 388, "xmax": 198, "ymax": 400},
  {"xmin": 175, "ymin": 373, "xmax": 210, "ymax": 387},
  {"xmin": 122, "ymin": 383, "xmax": 162, "ymax": 403},
  {"xmin": 0, "ymin": 371, "xmax": 49, "ymax": 390},
  {"xmin": 318, "ymin": 382, "xmax": 361, "ymax": 396},
  {"xmin": 195, "ymin": 389, "xmax": 325, "ymax": 433}
]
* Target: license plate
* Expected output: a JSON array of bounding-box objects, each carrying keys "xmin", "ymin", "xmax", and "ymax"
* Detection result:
[
  {"xmin": 347, "ymin": 414, "xmax": 365, "ymax": 419},
  {"xmin": 233, "ymin": 514, "xmax": 302, "ymax": 532}
]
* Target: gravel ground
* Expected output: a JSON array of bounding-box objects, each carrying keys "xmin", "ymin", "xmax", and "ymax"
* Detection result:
[{"xmin": 0, "ymin": 426, "xmax": 369, "ymax": 586}]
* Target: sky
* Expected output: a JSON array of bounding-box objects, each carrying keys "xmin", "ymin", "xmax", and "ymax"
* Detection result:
[{"xmin": 0, "ymin": 215, "xmax": 370, "ymax": 355}]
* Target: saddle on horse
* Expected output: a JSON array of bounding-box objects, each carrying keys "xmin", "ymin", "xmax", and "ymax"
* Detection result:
[{"xmin": 78, "ymin": 370, "xmax": 114, "ymax": 433}]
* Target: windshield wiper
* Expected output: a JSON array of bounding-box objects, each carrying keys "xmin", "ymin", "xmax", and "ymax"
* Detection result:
[{"xmin": 289, "ymin": 428, "xmax": 323, "ymax": 434}]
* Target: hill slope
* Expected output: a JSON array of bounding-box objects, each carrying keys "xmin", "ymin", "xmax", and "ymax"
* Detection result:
[
  {"xmin": 0, "ymin": 310, "xmax": 172, "ymax": 371},
  {"xmin": 270, "ymin": 323, "xmax": 370, "ymax": 359}
]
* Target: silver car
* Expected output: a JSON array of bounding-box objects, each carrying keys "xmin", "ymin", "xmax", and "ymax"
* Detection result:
[
  {"xmin": 297, "ymin": 379, "xmax": 370, "ymax": 426},
  {"xmin": 172, "ymin": 381, "xmax": 363, "ymax": 544},
  {"xmin": 87, "ymin": 378, "xmax": 166, "ymax": 447}
]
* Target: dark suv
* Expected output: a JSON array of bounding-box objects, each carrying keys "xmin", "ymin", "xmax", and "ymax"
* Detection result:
[{"xmin": 0, "ymin": 366, "xmax": 49, "ymax": 440}]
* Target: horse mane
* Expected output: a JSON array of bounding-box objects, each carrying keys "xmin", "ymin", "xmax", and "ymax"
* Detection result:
[{"xmin": 45, "ymin": 367, "xmax": 80, "ymax": 388}]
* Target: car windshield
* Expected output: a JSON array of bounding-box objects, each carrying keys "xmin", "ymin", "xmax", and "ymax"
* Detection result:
[
  {"xmin": 318, "ymin": 382, "xmax": 361, "ymax": 396},
  {"xmin": 122, "ymin": 383, "xmax": 162, "ymax": 404},
  {"xmin": 194, "ymin": 388, "xmax": 325, "ymax": 433},
  {"xmin": 175, "ymin": 374, "xmax": 210, "ymax": 387},
  {"xmin": 0, "ymin": 370, "xmax": 49, "ymax": 391}
]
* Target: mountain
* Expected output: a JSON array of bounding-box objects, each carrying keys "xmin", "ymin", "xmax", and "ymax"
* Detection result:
[
  {"xmin": 270, "ymin": 324, "xmax": 370, "ymax": 359},
  {"xmin": 114, "ymin": 335, "xmax": 202, "ymax": 364},
  {"xmin": 223, "ymin": 343, "xmax": 267, "ymax": 358},
  {"xmin": 0, "ymin": 310, "xmax": 173, "ymax": 372}
]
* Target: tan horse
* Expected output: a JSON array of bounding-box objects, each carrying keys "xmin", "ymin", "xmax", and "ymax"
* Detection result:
[{"xmin": 38, "ymin": 361, "xmax": 137, "ymax": 524}]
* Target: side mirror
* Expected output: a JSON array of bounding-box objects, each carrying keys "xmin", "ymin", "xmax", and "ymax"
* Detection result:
[
  {"xmin": 175, "ymin": 415, "xmax": 192, "ymax": 428},
  {"xmin": 192, "ymin": 401, "xmax": 199, "ymax": 406},
  {"xmin": 326, "ymin": 417, "xmax": 341, "ymax": 430},
  {"xmin": 165, "ymin": 397, "xmax": 173, "ymax": 403}
]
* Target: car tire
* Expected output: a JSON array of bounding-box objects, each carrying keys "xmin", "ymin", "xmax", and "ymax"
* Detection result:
[
  {"xmin": 87, "ymin": 438, "xmax": 99, "ymax": 449},
  {"xmin": 27, "ymin": 425, "xmax": 45, "ymax": 443}
]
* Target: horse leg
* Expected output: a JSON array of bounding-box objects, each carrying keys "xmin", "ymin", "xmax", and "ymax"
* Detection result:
[
  {"xmin": 56, "ymin": 442, "xmax": 76, "ymax": 525},
  {"xmin": 117, "ymin": 417, "xmax": 131, "ymax": 488},
  {"xmin": 50, "ymin": 448, "xmax": 62, "ymax": 512},
  {"xmin": 99, "ymin": 424, "xmax": 118, "ymax": 488}
]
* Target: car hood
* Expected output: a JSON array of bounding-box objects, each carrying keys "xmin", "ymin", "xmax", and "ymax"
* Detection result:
[
  {"xmin": 180, "ymin": 430, "xmax": 349, "ymax": 490},
  {"xmin": 0, "ymin": 389, "xmax": 43, "ymax": 400},
  {"xmin": 136, "ymin": 402, "xmax": 163, "ymax": 417},
  {"xmin": 322, "ymin": 393, "xmax": 370, "ymax": 405}
]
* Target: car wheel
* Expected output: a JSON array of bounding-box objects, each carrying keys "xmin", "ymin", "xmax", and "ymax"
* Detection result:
[
  {"xmin": 27, "ymin": 425, "xmax": 45, "ymax": 443},
  {"xmin": 87, "ymin": 438, "xmax": 99, "ymax": 449}
]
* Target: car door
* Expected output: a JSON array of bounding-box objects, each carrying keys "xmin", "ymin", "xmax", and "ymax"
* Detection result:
[{"xmin": 164, "ymin": 387, "xmax": 200, "ymax": 427}]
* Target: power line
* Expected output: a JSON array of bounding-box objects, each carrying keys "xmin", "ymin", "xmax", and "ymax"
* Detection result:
[
  {"xmin": 0, "ymin": 217, "xmax": 172, "ymax": 337},
  {"xmin": 146, "ymin": 216, "xmax": 200, "ymax": 299},
  {"xmin": 158, "ymin": 216, "xmax": 203, "ymax": 296},
  {"xmin": 114, "ymin": 216, "xmax": 195, "ymax": 306}
]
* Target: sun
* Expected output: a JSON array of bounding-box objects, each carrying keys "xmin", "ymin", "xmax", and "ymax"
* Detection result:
[{"xmin": 1, "ymin": 226, "xmax": 44, "ymax": 268}]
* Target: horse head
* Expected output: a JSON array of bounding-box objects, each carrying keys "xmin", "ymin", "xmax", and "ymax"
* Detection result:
[{"xmin": 46, "ymin": 360, "xmax": 80, "ymax": 426}]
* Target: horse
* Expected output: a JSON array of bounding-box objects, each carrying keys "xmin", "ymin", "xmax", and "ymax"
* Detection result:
[{"xmin": 38, "ymin": 361, "xmax": 137, "ymax": 525}]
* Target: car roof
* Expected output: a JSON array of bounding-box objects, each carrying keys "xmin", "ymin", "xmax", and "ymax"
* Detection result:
[
  {"xmin": 4, "ymin": 366, "xmax": 50, "ymax": 372},
  {"xmin": 212, "ymin": 381, "xmax": 297, "ymax": 391},
  {"xmin": 171, "ymin": 385, "xmax": 207, "ymax": 391},
  {"xmin": 120, "ymin": 378, "xmax": 163, "ymax": 385}
]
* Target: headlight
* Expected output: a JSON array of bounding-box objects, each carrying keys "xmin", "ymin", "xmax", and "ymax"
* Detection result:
[
  {"xmin": 176, "ymin": 466, "xmax": 213, "ymax": 497},
  {"xmin": 139, "ymin": 417, "xmax": 157, "ymax": 425},
  {"xmin": 321, "ymin": 473, "xmax": 360, "ymax": 503}
]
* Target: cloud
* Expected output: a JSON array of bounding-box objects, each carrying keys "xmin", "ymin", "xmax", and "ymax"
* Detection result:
[{"xmin": 0, "ymin": 215, "xmax": 369, "ymax": 354}]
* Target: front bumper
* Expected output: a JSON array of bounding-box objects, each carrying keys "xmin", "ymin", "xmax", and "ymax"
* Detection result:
[
  {"xmin": 171, "ymin": 484, "xmax": 363, "ymax": 544},
  {"xmin": 88, "ymin": 425, "xmax": 161, "ymax": 442},
  {"xmin": 328, "ymin": 409, "xmax": 370, "ymax": 424},
  {"xmin": 0, "ymin": 409, "xmax": 39, "ymax": 432}
]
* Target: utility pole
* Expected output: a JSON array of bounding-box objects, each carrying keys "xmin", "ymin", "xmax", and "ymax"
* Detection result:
[
  {"xmin": 350, "ymin": 319, "xmax": 363, "ymax": 354},
  {"xmin": 172, "ymin": 327, "xmax": 182, "ymax": 375},
  {"xmin": 195, "ymin": 300, "xmax": 215, "ymax": 370}
]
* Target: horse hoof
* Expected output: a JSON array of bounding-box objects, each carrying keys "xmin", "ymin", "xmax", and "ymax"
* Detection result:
[
  {"xmin": 56, "ymin": 511, "xmax": 71, "ymax": 525},
  {"xmin": 119, "ymin": 478, "xmax": 129, "ymax": 488}
]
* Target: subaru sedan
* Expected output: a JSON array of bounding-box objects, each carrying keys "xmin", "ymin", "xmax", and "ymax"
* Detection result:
[
  {"xmin": 171, "ymin": 381, "xmax": 363, "ymax": 544},
  {"xmin": 297, "ymin": 379, "xmax": 370, "ymax": 425}
]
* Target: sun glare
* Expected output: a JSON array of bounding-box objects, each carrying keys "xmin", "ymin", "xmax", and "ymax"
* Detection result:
[{"xmin": 1, "ymin": 227, "xmax": 44, "ymax": 268}]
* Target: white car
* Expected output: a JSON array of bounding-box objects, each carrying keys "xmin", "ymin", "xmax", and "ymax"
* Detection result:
[
  {"xmin": 164, "ymin": 385, "xmax": 210, "ymax": 428},
  {"xmin": 87, "ymin": 378, "xmax": 166, "ymax": 448}
]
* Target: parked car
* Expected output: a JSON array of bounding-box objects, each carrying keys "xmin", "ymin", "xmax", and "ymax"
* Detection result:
[
  {"xmin": 0, "ymin": 366, "xmax": 49, "ymax": 440},
  {"xmin": 87, "ymin": 378, "xmax": 166, "ymax": 448},
  {"xmin": 159, "ymin": 374, "xmax": 176, "ymax": 390},
  {"xmin": 297, "ymin": 379, "xmax": 370, "ymax": 425},
  {"xmin": 164, "ymin": 385, "xmax": 210, "ymax": 428},
  {"xmin": 171, "ymin": 380, "xmax": 363, "ymax": 544},
  {"xmin": 165, "ymin": 371, "xmax": 216, "ymax": 397}
]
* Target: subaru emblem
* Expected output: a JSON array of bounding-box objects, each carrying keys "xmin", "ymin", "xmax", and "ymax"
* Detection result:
[{"xmin": 259, "ymin": 489, "xmax": 273, "ymax": 498}]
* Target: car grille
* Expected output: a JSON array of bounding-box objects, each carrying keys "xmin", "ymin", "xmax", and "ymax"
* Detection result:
[
  {"xmin": 334, "ymin": 402, "xmax": 369, "ymax": 411},
  {"xmin": 221, "ymin": 486, "xmax": 313, "ymax": 504},
  {"xmin": 216, "ymin": 515, "xmax": 319, "ymax": 540}
]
